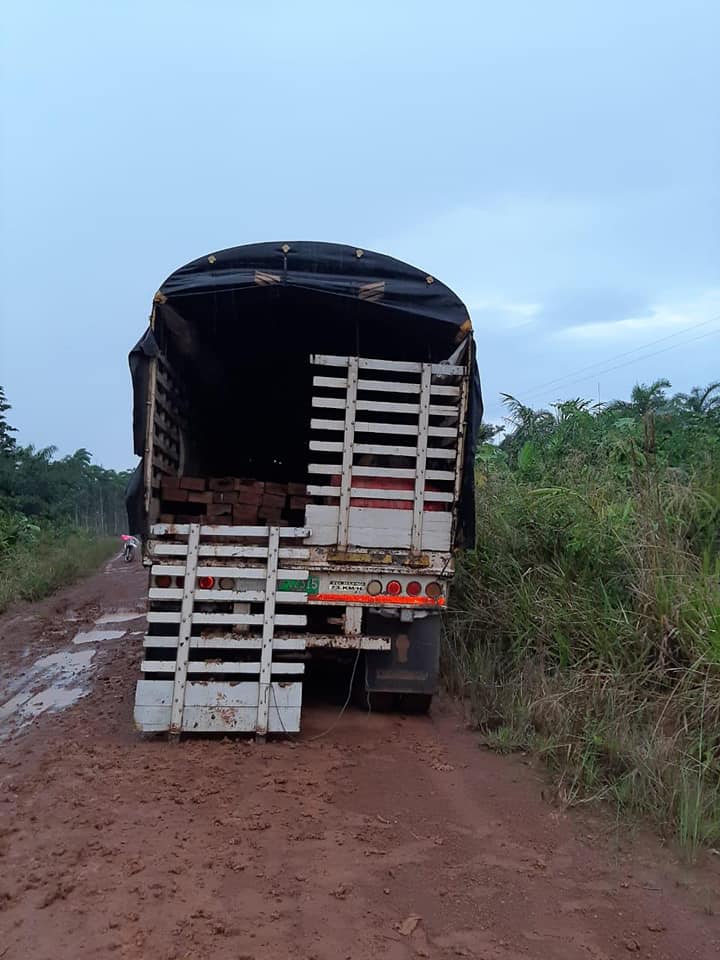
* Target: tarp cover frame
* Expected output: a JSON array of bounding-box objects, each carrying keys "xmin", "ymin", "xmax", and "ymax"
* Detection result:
[{"xmin": 127, "ymin": 240, "xmax": 482, "ymax": 546}]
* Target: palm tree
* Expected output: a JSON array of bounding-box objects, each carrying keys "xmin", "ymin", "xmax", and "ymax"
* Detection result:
[
  {"xmin": 672, "ymin": 381, "xmax": 720, "ymax": 415},
  {"xmin": 606, "ymin": 379, "xmax": 672, "ymax": 416}
]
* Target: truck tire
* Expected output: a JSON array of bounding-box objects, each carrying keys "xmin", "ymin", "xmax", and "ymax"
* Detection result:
[{"xmin": 397, "ymin": 693, "xmax": 433, "ymax": 715}]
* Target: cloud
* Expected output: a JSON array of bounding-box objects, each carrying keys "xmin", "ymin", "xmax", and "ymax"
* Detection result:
[
  {"xmin": 556, "ymin": 289, "xmax": 720, "ymax": 342},
  {"xmin": 469, "ymin": 298, "xmax": 542, "ymax": 329}
]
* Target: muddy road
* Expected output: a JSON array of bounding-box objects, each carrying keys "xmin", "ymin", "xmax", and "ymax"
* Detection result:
[{"xmin": 1, "ymin": 557, "xmax": 719, "ymax": 959}]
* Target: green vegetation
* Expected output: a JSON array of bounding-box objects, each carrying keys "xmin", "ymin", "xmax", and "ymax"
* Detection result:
[
  {"xmin": 447, "ymin": 379, "xmax": 720, "ymax": 854},
  {"xmin": 0, "ymin": 387, "xmax": 130, "ymax": 612}
]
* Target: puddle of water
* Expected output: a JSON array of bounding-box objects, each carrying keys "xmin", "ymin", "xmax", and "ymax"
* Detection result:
[
  {"xmin": 96, "ymin": 611, "xmax": 143, "ymax": 624},
  {"xmin": 34, "ymin": 648, "xmax": 97, "ymax": 675},
  {"xmin": 72, "ymin": 629, "xmax": 126, "ymax": 645},
  {"xmin": 19, "ymin": 686, "xmax": 88, "ymax": 723},
  {"xmin": 1, "ymin": 648, "xmax": 96, "ymax": 739}
]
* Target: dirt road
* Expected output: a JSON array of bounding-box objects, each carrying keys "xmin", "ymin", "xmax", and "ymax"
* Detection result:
[{"xmin": 1, "ymin": 557, "xmax": 719, "ymax": 959}]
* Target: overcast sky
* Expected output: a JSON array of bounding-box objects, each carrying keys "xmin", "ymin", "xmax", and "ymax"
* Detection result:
[{"xmin": 1, "ymin": 1, "xmax": 718, "ymax": 470}]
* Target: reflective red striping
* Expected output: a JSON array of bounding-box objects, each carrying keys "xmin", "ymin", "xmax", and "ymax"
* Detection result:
[{"xmin": 308, "ymin": 593, "xmax": 445, "ymax": 606}]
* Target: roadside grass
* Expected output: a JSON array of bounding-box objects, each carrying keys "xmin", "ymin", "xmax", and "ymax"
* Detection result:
[
  {"xmin": 0, "ymin": 532, "xmax": 117, "ymax": 613},
  {"xmin": 445, "ymin": 461, "xmax": 720, "ymax": 857}
]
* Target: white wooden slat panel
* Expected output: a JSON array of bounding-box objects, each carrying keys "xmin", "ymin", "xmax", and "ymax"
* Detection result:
[
  {"xmin": 312, "ymin": 354, "xmax": 465, "ymax": 377},
  {"xmin": 312, "ymin": 375, "xmax": 347, "ymax": 389},
  {"xmin": 429, "ymin": 384, "xmax": 462, "ymax": 397},
  {"xmin": 312, "ymin": 418, "xmax": 454, "ymax": 438},
  {"xmin": 354, "ymin": 442, "xmax": 457, "ymax": 460},
  {"xmin": 143, "ymin": 636, "xmax": 307, "ymax": 651},
  {"xmin": 307, "ymin": 464, "xmax": 455, "ymax": 482},
  {"xmin": 256, "ymin": 526, "xmax": 281, "ymax": 737},
  {"xmin": 141, "ymin": 661, "xmax": 305, "ymax": 676},
  {"xmin": 305, "ymin": 504, "xmax": 453, "ymax": 550},
  {"xmin": 312, "ymin": 397, "xmax": 459, "ymax": 417},
  {"xmin": 309, "ymin": 440, "xmax": 344, "ymax": 454},
  {"xmin": 169, "ymin": 522, "xmax": 200, "ymax": 733},
  {"xmin": 357, "ymin": 379, "xmax": 420, "ymax": 395},
  {"xmin": 148, "ymin": 611, "xmax": 308, "ymax": 627},
  {"xmin": 193, "ymin": 612, "xmax": 307, "ymax": 627},
  {"xmin": 134, "ymin": 680, "xmax": 302, "ymax": 733},
  {"xmin": 412, "ymin": 363, "xmax": 432, "ymax": 551},
  {"xmin": 152, "ymin": 544, "xmax": 309, "ymax": 558},
  {"xmin": 151, "ymin": 524, "xmax": 309, "ymax": 538},
  {"xmin": 151, "ymin": 565, "xmax": 309, "ymax": 579},
  {"xmin": 307, "ymin": 485, "xmax": 454, "ymax": 502},
  {"xmin": 148, "ymin": 587, "xmax": 307, "ymax": 603}
]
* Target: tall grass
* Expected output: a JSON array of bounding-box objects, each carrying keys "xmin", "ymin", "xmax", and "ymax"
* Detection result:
[
  {"xmin": 0, "ymin": 530, "xmax": 117, "ymax": 613},
  {"xmin": 446, "ymin": 447, "xmax": 720, "ymax": 853}
]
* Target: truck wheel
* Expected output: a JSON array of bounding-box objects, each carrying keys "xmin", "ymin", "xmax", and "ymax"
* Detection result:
[{"xmin": 397, "ymin": 693, "xmax": 433, "ymax": 715}]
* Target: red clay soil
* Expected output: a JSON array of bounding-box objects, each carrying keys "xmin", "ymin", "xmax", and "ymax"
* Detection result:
[{"xmin": 1, "ymin": 557, "xmax": 719, "ymax": 959}]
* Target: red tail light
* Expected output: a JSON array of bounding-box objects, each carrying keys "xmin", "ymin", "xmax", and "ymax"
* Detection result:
[
  {"xmin": 425, "ymin": 581, "xmax": 442, "ymax": 599},
  {"xmin": 155, "ymin": 575, "xmax": 171, "ymax": 588},
  {"xmin": 198, "ymin": 576, "xmax": 215, "ymax": 590},
  {"xmin": 406, "ymin": 581, "xmax": 421, "ymax": 596},
  {"xmin": 386, "ymin": 580, "xmax": 402, "ymax": 596}
]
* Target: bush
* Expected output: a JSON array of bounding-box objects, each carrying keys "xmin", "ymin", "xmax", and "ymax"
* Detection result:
[{"xmin": 446, "ymin": 389, "xmax": 720, "ymax": 855}]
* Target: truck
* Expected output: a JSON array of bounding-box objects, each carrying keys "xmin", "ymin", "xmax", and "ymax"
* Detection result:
[{"xmin": 127, "ymin": 241, "xmax": 482, "ymax": 736}]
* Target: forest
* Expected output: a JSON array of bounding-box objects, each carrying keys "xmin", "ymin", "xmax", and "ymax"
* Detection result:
[
  {"xmin": 448, "ymin": 378, "xmax": 720, "ymax": 852},
  {"xmin": 0, "ymin": 387, "xmax": 131, "ymax": 611}
]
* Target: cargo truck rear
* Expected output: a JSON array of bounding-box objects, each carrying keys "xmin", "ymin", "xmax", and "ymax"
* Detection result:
[{"xmin": 127, "ymin": 241, "xmax": 482, "ymax": 736}]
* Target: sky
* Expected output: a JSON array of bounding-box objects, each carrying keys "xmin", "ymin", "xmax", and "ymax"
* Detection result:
[{"xmin": 1, "ymin": 0, "xmax": 719, "ymax": 470}]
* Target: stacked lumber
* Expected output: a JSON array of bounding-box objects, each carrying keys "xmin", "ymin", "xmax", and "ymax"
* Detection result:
[{"xmin": 158, "ymin": 477, "xmax": 309, "ymax": 527}]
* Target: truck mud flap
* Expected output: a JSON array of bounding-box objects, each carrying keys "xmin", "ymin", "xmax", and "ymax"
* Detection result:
[{"xmin": 363, "ymin": 613, "xmax": 441, "ymax": 695}]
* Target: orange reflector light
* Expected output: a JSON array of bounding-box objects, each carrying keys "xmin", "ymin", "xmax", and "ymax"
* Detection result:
[
  {"xmin": 219, "ymin": 577, "xmax": 235, "ymax": 590},
  {"xmin": 406, "ymin": 581, "xmax": 422, "ymax": 596},
  {"xmin": 386, "ymin": 580, "xmax": 402, "ymax": 596},
  {"xmin": 198, "ymin": 576, "xmax": 215, "ymax": 590},
  {"xmin": 425, "ymin": 581, "xmax": 442, "ymax": 599},
  {"xmin": 155, "ymin": 575, "xmax": 171, "ymax": 588},
  {"xmin": 367, "ymin": 579, "xmax": 382, "ymax": 596}
]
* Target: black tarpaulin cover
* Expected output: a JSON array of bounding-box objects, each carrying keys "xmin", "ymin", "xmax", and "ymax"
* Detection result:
[{"xmin": 128, "ymin": 241, "xmax": 482, "ymax": 545}]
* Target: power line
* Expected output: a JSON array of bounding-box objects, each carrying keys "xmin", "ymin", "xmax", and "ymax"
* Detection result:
[
  {"xmin": 521, "ymin": 312, "xmax": 720, "ymax": 398},
  {"xmin": 519, "ymin": 326, "xmax": 720, "ymax": 405}
]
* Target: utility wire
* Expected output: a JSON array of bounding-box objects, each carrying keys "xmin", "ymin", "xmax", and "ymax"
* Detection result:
[
  {"xmin": 519, "ymin": 312, "xmax": 720, "ymax": 400},
  {"xmin": 518, "ymin": 326, "xmax": 720, "ymax": 407}
]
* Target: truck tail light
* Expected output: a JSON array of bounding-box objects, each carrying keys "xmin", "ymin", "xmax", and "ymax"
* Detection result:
[
  {"xmin": 219, "ymin": 577, "xmax": 235, "ymax": 590},
  {"xmin": 367, "ymin": 579, "xmax": 382, "ymax": 596},
  {"xmin": 155, "ymin": 575, "xmax": 171, "ymax": 588},
  {"xmin": 406, "ymin": 581, "xmax": 421, "ymax": 596},
  {"xmin": 425, "ymin": 581, "xmax": 442, "ymax": 599},
  {"xmin": 175, "ymin": 576, "xmax": 185, "ymax": 588},
  {"xmin": 198, "ymin": 576, "xmax": 215, "ymax": 590},
  {"xmin": 386, "ymin": 580, "xmax": 402, "ymax": 596}
]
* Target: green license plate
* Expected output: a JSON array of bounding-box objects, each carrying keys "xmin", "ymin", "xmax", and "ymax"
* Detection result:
[{"xmin": 277, "ymin": 575, "xmax": 320, "ymax": 595}]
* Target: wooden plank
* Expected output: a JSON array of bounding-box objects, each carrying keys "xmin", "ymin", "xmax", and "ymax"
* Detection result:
[
  {"xmin": 141, "ymin": 660, "xmax": 305, "ymax": 676},
  {"xmin": 143, "ymin": 357, "xmax": 158, "ymax": 516},
  {"xmin": 312, "ymin": 354, "xmax": 465, "ymax": 377},
  {"xmin": 143, "ymin": 636, "xmax": 307, "ymax": 651},
  {"xmin": 150, "ymin": 524, "xmax": 310, "ymax": 538},
  {"xmin": 151, "ymin": 544, "xmax": 309, "ymax": 558},
  {"xmin": 256, "ymin": 526, "xmax": 280, "ymax": 738},
  {"xmin": 314, "ymin": 396, "xmax": 459, "ymax": 417},
  {"xmin": 412, "ymin": 363, "xmax": 432, "ymax": 551},
  {"xmin": 134, "ymin": 680, "xmax": 302, "ymax": 734},
  {"xmin": 305, "ymin": 636, "xmax": 392, "ymax": 650},
  {"xmin": 312, "ymin": 375, "xmax": 347, "ymax": 389},
  {"xmin": 148, "ymin": 587, "xmax": 308, "ymax": 603},
  {"xmin": 150, "ymin": 564, "xmax": 308, "ymax": 579},
  {"xmin": 337, "ymin": 357, "xmax": 359, "ymax": 550},
  {"xmin": 312, "ymin": 419, "xmax": 456, "ymax": 439},
  {"xmin": 307, "ymin": 464, "xmax": 455, "ymax": 482},
  {"xmin": 451, "ymin": 368, "xmax": 471, "ymax": 532},
  {"xmin": 305, "ymin": 504, "xmax": 453, "ymax": 551},
  {"xmin": 148, "ymin": 611, "xmax": 307, "ymax": 626},
  {"xmin": 169, "ymin": 522, "xmax": 200, "ymax": 734},
  {"xmin": 307, "ymin": 485, "xmax": 453, "ymax": 502}
]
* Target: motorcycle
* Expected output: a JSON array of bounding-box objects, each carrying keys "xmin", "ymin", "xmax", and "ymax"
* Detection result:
[{"xmin": 121, "ymin": 534, "xmax": 139, "ymax": 563}]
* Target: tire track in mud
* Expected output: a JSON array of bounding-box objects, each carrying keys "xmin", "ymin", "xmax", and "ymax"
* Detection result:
[{"xmin": 0, "ymin": 559, "xmax": 719, "ymax": 959}]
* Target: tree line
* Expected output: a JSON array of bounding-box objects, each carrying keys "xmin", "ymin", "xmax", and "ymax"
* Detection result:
[{"xmin": 0, "ymin": 386, "xmax": 132, "ymax": 545}]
